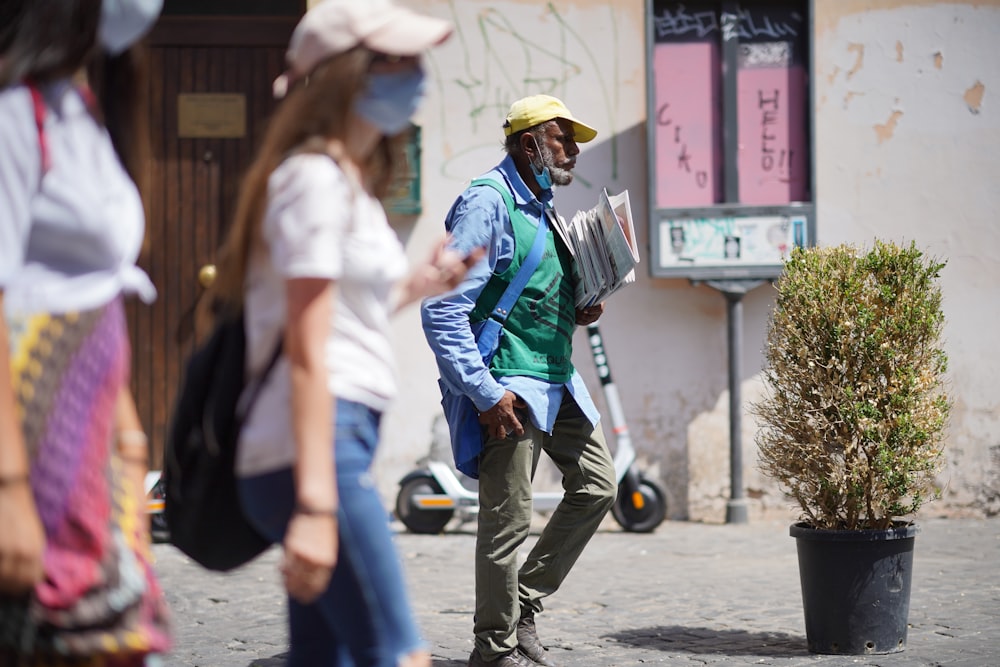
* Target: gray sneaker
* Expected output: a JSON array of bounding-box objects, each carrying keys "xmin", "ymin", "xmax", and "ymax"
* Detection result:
[
  {"xmin": 517, "ymin": 614, "xmax": 559, "ymax": 666},
  {"xmin": 468, "ymin": 646, "xmax": 539, "ymax": 667}
]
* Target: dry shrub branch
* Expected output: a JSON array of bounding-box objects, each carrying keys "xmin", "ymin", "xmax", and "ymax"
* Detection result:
[{"xmin": 754, "ymin": 240, "xmax": 950, "ymax": 530}]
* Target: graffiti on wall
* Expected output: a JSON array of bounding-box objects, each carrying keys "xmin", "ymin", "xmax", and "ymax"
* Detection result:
[
  {"xmin": 651, "ymin": 1, "xmax": 809, "ymax": 208},
  {"xmin": 652, "ymin": 4, "xmax": 801, "ymax": 41},
  {"xmin": 652, "ymin": 41, "xmax": 722, "ymax": 206},
  {"xmin": 430, "ymin": 1, "xmax": 625, "ymax": 182}
]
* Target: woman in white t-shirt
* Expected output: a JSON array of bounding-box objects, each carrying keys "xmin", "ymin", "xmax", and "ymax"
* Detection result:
[
  {"xmin": 0, "ymin": 0, "xmax": 171, "ymax": 664},
  {"xmin": 208, "ymin": 3, "xmax": 480, "ymax": 667}
]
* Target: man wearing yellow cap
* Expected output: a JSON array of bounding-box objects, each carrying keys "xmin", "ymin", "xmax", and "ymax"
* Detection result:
[{"xmin": 421, "ymin": 95, "xmax": 617, "ymax": 667}]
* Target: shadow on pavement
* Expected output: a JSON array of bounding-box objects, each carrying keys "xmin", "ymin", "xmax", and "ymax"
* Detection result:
[
  {"xmin": 252, "ymin": 653, "xmax": 469, "ymax": 666},
  {"xmin": 605, "ymin": 626, "xmax": 807, "ymax": 656}
]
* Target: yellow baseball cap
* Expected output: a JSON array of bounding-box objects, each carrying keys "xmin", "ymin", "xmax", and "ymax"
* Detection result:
[{"xmin": 503, "ymin": 94, "xmax": 598, "ymax": 143}]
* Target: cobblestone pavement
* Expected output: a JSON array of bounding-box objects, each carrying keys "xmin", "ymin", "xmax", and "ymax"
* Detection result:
[{"xmin": 153, "ymin": 516, "xmax": 999, "ymax": 667}]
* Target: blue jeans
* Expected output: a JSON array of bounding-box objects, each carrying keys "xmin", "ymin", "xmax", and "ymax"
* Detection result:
[{"xmin": 238, "ymin": 399, "xmax": 425, "ymax": 667}]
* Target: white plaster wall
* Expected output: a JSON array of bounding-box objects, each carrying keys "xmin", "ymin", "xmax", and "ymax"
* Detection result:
[
  {"xmin": 371, "ymin": 0, "xmax": 1000, "ymax": 522},
  {"xmin": 812, "ymin": 0, "xmax": 1000, "ymax": 516}
]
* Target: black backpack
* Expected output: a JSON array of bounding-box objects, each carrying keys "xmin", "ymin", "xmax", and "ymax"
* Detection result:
[{"xmin": 162, "ymin": 313, "xmax": 281, "ymax": 571}]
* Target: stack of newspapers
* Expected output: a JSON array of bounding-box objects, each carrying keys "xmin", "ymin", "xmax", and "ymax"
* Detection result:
[{"xmin": 551, "ymin": 188, "xmax": 639, "ymax": 307}]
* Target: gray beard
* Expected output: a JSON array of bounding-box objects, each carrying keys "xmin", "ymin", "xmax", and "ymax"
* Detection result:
[{"xmin": 539, "ymin": 143, "xmax": 574, "ymax": 186}]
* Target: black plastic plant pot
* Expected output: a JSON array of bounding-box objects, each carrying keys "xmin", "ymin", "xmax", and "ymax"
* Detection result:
[{"xmin": 790, "ymin": 521, "xmax": 919, "ymax": 655}]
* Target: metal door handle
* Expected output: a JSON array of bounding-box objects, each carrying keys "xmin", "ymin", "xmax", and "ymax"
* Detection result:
[{"xmin": 198, "ymin": 264, "xmax": 217, "ymax": 288}]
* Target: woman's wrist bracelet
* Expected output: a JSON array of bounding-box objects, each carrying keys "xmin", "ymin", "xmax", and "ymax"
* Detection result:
[
  {"xmin": 0, "ymin": 472, "xmax": 30, "ymax": 487},
  {"xmin": 294, "ymin": 502, "xmax": 338, "ymax": 517}
]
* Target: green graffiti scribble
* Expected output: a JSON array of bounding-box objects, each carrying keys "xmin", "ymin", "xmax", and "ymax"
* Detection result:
[
  {"xmin": 546, "ymin": 3, "xmax": 619, "ymax": 180},
  {"xmin": 435, "ymin": 1, "xmax": 620, "ymax": 182}
]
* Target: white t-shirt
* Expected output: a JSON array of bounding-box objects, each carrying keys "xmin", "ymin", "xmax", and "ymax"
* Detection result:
[
  {"xmin": 0, "ymin": 81, "xmax": 155, "ymax": 314},
  {"xmin": 236, "ymin": 153, "xmax": 408, "ymax": 476}
]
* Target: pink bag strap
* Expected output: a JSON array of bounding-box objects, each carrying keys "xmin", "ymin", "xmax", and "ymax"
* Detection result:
[{"xmin": 27, "ymin": 82, "xmax": 50, "ymax": 176}]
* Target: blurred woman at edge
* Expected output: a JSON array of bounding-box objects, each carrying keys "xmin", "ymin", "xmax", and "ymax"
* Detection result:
[{"xmin": 0, "ymin": 0, "xmax": 171, "ymax": 664}]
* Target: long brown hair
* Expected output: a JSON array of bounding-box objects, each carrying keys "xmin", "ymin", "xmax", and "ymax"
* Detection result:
[
  {"xmin": 0, "ymin": 0, "xmax": 101, "ymax": 88},
  {"xmin": 210, "ymin": 46, "xmax": 408, "ymax": 313}
]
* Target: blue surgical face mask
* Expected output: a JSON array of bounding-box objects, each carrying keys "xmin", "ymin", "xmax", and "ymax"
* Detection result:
[
  {"xmin": 529, "ymin": 137, "xmax": 553, "ymax": 190},
  {"xmin": 354, "ymin": 68, "xmax": 427, "ymax": 136},
  {"xmin": 99, "ymin": 0, "xmax": 164, "ymax": 55}
]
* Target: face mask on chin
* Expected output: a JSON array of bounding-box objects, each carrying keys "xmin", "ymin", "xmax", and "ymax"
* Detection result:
[
  {"xmin": 354, "ymin": 68, "xmax": 427, "ymax": 137},
  {"xmin": 529, "ymin": 136, "xmax": 553, "ymax": 190},
  {"xmin": 530, "ymin": 135, "xmax": 572, "ymax": 189},
  {"xmin": 530, "ymin": 160, "xmax": 553, "ymax": 190}
]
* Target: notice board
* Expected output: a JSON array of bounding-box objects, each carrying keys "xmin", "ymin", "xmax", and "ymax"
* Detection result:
[{"xmin": 647, "ymin": 0, "xmax": 814, "ymax": 281}]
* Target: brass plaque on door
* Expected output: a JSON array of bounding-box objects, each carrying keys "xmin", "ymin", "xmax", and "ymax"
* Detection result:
[{"xmin": 177, "ymin": 93, "xmax": 246, "ymax": 138}]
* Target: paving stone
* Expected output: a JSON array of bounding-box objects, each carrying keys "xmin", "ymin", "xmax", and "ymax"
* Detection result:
[{"xmin": 153, "ymin": 517, "xmax": 1000, "ymax": 666}]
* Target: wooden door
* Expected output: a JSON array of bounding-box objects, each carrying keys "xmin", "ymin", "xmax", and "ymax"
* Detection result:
[{"xmin": 130, "ymin": 12, "xmax": 301, "ymax": 468}]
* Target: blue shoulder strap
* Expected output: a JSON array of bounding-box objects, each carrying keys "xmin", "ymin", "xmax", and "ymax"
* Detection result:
[
  {"xmin": 469, "ymin": 178, "xmax": 548, "ymax": 324},
  {"xmin": 467, "ymin": 178, "xmax": 549, "ymax": 361}
]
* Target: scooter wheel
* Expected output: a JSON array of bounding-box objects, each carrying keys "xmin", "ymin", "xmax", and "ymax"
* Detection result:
[
  {"xmin": 395, "ymin": 472, "xmax": 454, "ymax": 534},
  {"xmin": 612, "ymin": 474, "xmax": 667, "ymax": 533}
]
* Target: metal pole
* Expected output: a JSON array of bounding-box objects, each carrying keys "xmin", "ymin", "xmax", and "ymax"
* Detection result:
[
  {"xmin": 705, "ymin": 279, "xmax": 765, "ymax": 524},
  {"xmin": 724, "ymin": 291, "xmax": 748, "ymax": 524}
]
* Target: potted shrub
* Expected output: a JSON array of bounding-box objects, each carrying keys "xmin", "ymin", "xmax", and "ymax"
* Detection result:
[{"xmin": 753, "ymin": 239, "xmax": 951, "ymax": 655}]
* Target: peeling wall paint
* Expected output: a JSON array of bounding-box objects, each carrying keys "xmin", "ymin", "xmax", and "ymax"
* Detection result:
[
  {"xmin": 874, "ymin": 108, "xmax": 904, "ymax": 143},
  {"xmin": 814, "ymin": 0, "xmax": 1000, "ymax": 516},
  {"xmin": 843, "ymin": 90, "xmax": 865, "ymax": 108},
  {"xmin": 846, "ymin": 42, "xmax": 865, "ymax": 78},
  {"xmin": 965, "ymin": 80, "xmax": 986, "ymax": 113},
  {"xmin": 815, "ymin": 0, "xmax": 1000, "ymax": 34}
]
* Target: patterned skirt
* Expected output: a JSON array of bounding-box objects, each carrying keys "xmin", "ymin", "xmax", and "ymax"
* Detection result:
[{"xmin": 0, "ymin": 298, "xmax": 171, "ymax": 666}]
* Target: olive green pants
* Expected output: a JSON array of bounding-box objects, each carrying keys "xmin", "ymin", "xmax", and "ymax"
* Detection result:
[{"xmin": 473, "ymin": 395, "xmax": 617, "ymax": 658}]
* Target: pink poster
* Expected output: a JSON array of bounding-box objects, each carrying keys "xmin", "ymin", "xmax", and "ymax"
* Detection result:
[
  {"xmin": 653, "ymin": 43, "xmax": 722, "ymax": 208},
  {"xmin": 737, "ymin": 65, "xmax": 808, "ymax": 204}
]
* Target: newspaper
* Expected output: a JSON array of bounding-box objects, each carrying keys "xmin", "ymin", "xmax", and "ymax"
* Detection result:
[{"xmin": 553, "ymin": 188, "xmax": 639, "ymax": 307}]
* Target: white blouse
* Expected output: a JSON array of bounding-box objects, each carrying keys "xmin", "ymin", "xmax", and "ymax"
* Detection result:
[
  {"xmin": 237, "ymin": 153, "xmax": 408, "ymax": 477},
  {"xmin": 0, "ymin": 81, "xmax": 155, "ymax": 315}
]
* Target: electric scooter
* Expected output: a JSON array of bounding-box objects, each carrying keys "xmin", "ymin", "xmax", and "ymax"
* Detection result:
[{"xmin": 395, "ymin": 323, "xmax": 668, "ymax": 534}]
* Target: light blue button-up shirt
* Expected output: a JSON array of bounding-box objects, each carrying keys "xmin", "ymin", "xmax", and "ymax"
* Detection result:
[{"xmin": 420, "ymin": 155, "xmax": 600, "ymax": 434}]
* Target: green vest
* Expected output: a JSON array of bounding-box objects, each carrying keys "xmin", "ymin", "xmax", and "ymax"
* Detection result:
[{"xmin": 469, "ymin": 179, "xmax": 576, "ymax": 383}]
